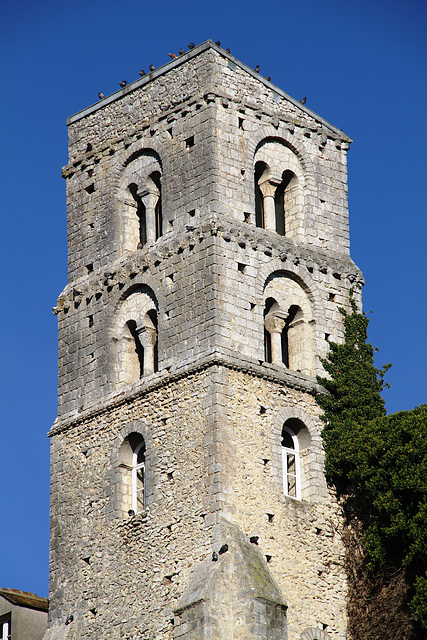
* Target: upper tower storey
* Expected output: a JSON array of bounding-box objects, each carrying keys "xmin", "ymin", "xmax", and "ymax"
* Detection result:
[
  {"xmin": 56, "ymin": 41, "xmax": 361, "ymax": 419},
  {"xmin": 63, "ymin": 40, "xmax": 352, "ymax": 282}
]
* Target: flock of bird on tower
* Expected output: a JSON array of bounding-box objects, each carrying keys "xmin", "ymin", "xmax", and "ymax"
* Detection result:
[{"xmin": 97, "ymin": 41, "xmax": 307, "ymax": 106}]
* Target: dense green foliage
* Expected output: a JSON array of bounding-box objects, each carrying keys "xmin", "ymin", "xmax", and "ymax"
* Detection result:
[{"xmin": 316, "ymin": 297, "xmax": 427, "ymax": 635}]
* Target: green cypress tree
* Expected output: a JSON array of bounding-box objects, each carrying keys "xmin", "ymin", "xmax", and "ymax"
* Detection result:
[
  {"xmin": 316, "ymin": 294, "xmax": 427, "ymax": 637},
  {"xmin": 316, "ymin": 295, "xmax": 390, "ymax": 492}
]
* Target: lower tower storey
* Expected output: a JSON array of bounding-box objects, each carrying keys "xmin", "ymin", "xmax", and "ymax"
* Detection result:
[{"xmin": 46, "ymin": 360, "xmax": 347, "ymax": 640}]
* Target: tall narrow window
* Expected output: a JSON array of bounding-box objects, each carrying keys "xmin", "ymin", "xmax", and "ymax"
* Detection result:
[
  {"xmin": 129, "ymin": 183, "xmax": 147, "ymax": 247},
  {"xmin": 126, "ymin": 319, "xmax": 144, "ymax": 378},
  {"xmin": 281, "ymin": 304, "xmax": 299, "ymax": 368},
  {"xmin": 255, "ymin": 161, "xmax": 267, "ymax": 228},
  {"xmin": 274, "ymin": 170, "xmax": 295, "ymax": 236},
  {"xmin": 264, "ymin": 298, "xmax": 287, "ymax": 366},
  {"xmin": 132, "ymin": 440, "xmax": 146, "ymax": 513},
  {"xmin": 0, "ymin": 615, "xmax": 11, "ymax": 640},
  {"xmin": 281, "ymin": 425, "xmax": 300, "ymax": 499},
  {"xmin": 118, "ymin": 433, "xmax": 146, "ymax": 517},
  {"xmin": 150, "ymin": 171, "xmax": 162, "ymax": 240}
]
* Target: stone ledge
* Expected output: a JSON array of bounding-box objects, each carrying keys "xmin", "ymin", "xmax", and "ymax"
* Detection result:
[
  {"xmin": 53, "ymin": 212, "xmax": 363, "ymax": 314},
  {"xmin": 49, "ymin": 348, "xmax": 325, "ymax": 436},
  {"xmin": 67, "ymin": 40, "xmax": 350, "ymax": 143}
]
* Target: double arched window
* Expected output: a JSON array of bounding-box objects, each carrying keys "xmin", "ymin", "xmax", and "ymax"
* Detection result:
[
  {"xmin": 114, "ymin": 286, "xmax": 159, "ymax": 387},
  {"xmin": 263, "ymin": 274, "xmax": 315, "ymax": 376},
  {"xmin": 119, "ymin": 150, "xmax": 163, "ymax": 255},
  {"xmin": 254, "ymin": 140, "xmax": 304, "ymax": 240},
  {"xmin": 128, "ymin": 170, "xmax": 162, "ymax": 247}
]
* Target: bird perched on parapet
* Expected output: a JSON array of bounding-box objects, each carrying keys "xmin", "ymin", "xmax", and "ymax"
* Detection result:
[
  {"xmin": 300, "ymin": 96, "xmax": 307, "ymax": 104},
  {"xmin": 212, "ymin": 551, "xmax": 218, "ymax": 562},
  {"xmin": 119, "ymin": 80, "xmax": 127, "ymax": 88},
  {"xmin": 188, "ymin": 42, "xmax": 195, "ymax": 49},
  {"xmin": 215, "ymin": 40, "xmax": 221, "ymax": 46},
  {"xmin": 149, "ymin": 64, "xmax": 156, "ymax": 71},
  {"xmin": 254, "ymin": 65, "xmax": 260, "ymax": 73},
  {"xmin": 266, "ymin": 76, "xmax": 271, "ymax": 81},
  {"xmin": 168, "ymin": 53, "xmax": 178, "ymax": 59},
  {"xmin": 178, "ymin": 48, "xmax": 185, "ymax": 55},
  {"xmin": 137, "ymin": 242, "xmax": 143, "ymax": 250},
  {"xmin": 226, "ymin": 48, "xmax": 230, "ymax": 53},
  {"xmin": 98, "ymin": 92, "xmax": 105, "ymax": 100},
  {"xmin": 139, "ymin": 69, "xmax": 146, "ymax": 77}
]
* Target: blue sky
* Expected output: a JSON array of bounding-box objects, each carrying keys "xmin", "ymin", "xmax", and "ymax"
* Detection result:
[{"xmin": 1, "ymin": 0, "xmax": 426, "ymax": 598}]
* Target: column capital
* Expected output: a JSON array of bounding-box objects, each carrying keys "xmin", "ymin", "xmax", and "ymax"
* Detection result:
[{"xmin": 264, "ymin": 314, "xmax": 287, "ymax": 334}]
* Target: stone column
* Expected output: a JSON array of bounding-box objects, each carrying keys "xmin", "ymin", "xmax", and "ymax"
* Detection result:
[
  {"xmin": 136, "ymin": 325, "xmax": 157, "ymax": 376},
  {"xmin": 264, "ymin": 314, "xmax": 287, "ymax": 365},
  {"xmin": 258, "ymin": 179, "xmax": 278, "ymax": 231},
  {"xmin": 138, "ymin": 187, "xmax": 160, "ymax": 244}
]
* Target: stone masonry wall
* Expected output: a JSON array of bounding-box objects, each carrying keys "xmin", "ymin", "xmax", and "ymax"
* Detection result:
[
  {"xmin": 48, "ymin": 362, "xmax": 347, "ymax": 640},
  {"xmin": 221, "ymin": 368, "xmax": 347, "ymax": 640},
  {"xmin": 48, "ymin": 369, "xmax": 220, "ymax": 639},
  {"xmin": 55, "ymin": 218, "xmax": 362, "ymax": 418},
  {"xmin": 63, "ymin": 43, "xmax": 352, "ymax": 283}
]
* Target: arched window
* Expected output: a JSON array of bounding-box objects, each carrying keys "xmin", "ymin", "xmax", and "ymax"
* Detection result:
[
  {"xmin": 263, "ymin": 274, "xmax": 315, "ymax": 376},
  {"xmin": 119, "ymin": 151, "xmax": 163, "ymax": 254},
  {"xmin": 122, "ymin": 310, "xmax": 158, "ymax": 381},
  {"xmin": 282, "ymin": 425, "xmax": 300, "ymax": 499},
  {"xmin": 114, "ymin": 287, "xmax": 159, "ymax": 387},
  {"xmin": 253, "ymin": 140, "xmax": 304, "ymax": 239},
  {"xmin": 255, "ymin": 161, "xmax": 268, "ymax": 229},
  {"xmin": 128, "ymin": 172, "xmax": 162, "ymax": 247},
  {"xmin": 118, "ymin": 433, "xmax": 146, "ymax": 516}
]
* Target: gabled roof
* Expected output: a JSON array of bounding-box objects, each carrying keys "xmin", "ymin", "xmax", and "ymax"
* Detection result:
[
  {"xmin": 0, "ymin": 588, "xmax": 48, "ymax": 612},
  {"xmin": 67, "ymin": 40, "xmax": 350, "ymax": 140}
]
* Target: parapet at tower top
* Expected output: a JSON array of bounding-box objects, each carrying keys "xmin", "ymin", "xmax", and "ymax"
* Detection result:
[{"xmin": 67, "ymin": 39, "xmax": 351, "ymax": 143}]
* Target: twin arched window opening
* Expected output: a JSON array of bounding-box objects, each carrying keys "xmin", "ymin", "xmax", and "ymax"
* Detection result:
[
  {"xmin": 255, "ymin": 161, "xmax": 297, "ymax": 236},
  {"xmin": 128, "ymin": 171, "xmax": 162, "ymax": 249},
  {"xmin": 264, "ymin": 297, "xmax": 304, "ymax": 371},
  {"xmin": 115, "ymin": 287, "xmax": 159, "ymax": 387},
  {"xmin": 125, "ymin": 309, "xmax": 158, "ymax": 378}
]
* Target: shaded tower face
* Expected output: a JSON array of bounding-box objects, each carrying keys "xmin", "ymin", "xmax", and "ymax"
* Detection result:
[{"xmin": 48, "ymin": 41, "xmax": 362, "ymax": 640}]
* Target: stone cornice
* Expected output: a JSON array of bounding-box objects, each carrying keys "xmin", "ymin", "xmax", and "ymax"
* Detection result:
[
  {"xmin": 48, "ymin": 348, "xmax": 325, "ymax": 437},
  {"xmin": 66, "ymin": 40, "xmax": 350, "ymax": 142},
  {"xmin": 53, "ymin": 213, "xmax": 363, "ymax": 316}
]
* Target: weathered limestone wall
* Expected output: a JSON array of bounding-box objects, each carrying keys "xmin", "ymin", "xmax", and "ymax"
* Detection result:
[
  {"xmin": 48, "ymin": 369, "xmax": 219, "ymax": 639},
  {"xmin": 63, "ymin": 43, "xmax": 351, "ymax": 283},
  {"xmin": 48, "ymin": 362, "xmax": 346, "ymax": 640},
  {"xmin": 55, "ymin": 221, "xmax": 362, "ymax": 418},
  {"xmin": 222, "ymin": 368, "xmax": 347, "ymax": 639}
]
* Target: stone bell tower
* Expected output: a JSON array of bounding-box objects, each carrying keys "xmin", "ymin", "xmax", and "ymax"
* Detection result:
[{"xmin": 45, "ymin": 41, "xmax": 362, "ymax": 640}]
